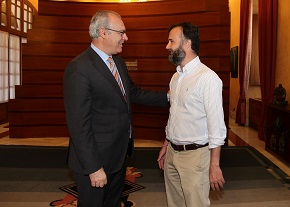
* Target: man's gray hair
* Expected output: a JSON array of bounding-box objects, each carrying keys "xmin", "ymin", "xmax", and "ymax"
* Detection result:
[{"xmin": 89, "ymin": 10, "xmax": 121, "ymax": 39}]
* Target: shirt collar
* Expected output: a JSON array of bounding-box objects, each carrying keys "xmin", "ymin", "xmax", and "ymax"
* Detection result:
[
  {"xmin": 90, "ymin": 43, "xmax": 110, "ymax": 62},
  {"xmin": 176, "ymin": 56, "xmax": 200, "ymax": 76}
]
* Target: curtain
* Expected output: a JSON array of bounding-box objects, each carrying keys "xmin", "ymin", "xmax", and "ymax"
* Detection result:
[
  {"xmin": 258, "ymin": 0, "xmax": 278, "ymax": 140},
  {"xmin": 236, "ymin": 0, "xmax": 253, "ymax": 125}
]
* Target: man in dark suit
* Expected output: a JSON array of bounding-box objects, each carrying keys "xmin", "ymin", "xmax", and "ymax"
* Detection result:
[{"xmin": 63, "ymin": 10, "xmax": 168, "ymax": 207}]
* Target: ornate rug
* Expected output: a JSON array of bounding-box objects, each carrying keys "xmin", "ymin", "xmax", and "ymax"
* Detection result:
[{"xmin": 50, "ymin": 167, "xmax": 145, "ymax": 207}]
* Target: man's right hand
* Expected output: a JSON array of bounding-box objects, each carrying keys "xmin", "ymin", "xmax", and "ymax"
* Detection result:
[
  {"xmin": 89, "ymin": 167, "xmax": 107, "ymax": 188},
  {"xmin": 157, "ymin": 146, "xmax": 167, "ymax": 170}
]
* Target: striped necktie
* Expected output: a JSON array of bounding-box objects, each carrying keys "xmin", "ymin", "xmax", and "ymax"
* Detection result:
[{"xmin": 107, "ymin": 57, "xmax": 126, "ymax": 100}]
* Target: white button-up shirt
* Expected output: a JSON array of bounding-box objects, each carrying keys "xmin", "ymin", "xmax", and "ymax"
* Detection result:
[{"xmin": 166, "ymin": 56, "xmax": 227, "ymax": 149}]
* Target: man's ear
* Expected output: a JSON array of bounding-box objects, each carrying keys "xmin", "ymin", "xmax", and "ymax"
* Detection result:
[
  {"xmin": 185, "ymin": 39, "xmax": 191, "ymax": 49},
  {"xmin": 99, "ymin": 27, "xmax": 106, "ymax": 38}
]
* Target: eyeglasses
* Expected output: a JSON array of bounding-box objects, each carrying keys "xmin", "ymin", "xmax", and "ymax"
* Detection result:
[{"xmin": 105, "ymin": 28, "xmax": 126, "ymax": 36}]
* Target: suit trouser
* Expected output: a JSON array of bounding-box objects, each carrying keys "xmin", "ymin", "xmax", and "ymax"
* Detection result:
[
  {"xmin": 75, "ymin": 160, "xmax": 126, "ymax": 207},
  {"xmin": 164, "ymin": 144, "xmax": 211, "ymax": 207}
]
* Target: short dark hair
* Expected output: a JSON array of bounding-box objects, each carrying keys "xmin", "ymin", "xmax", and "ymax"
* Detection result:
[{"xmin": 168, "ymin": 22, "xmax": 200, "ymax": 55}]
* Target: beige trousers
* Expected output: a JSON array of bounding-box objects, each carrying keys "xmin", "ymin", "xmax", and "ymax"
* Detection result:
[{"xmin": 164, "ymin": 144, "xmax": 211, "ymax": 207}]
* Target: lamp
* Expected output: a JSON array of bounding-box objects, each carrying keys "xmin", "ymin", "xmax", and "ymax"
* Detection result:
[{"xmin": 119, "ymin": 0, "xmax": 147, "ymax": 2}]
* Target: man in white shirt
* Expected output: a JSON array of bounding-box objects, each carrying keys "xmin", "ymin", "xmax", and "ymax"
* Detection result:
[{"xmin": 157, "ymin": 22, "xmax": 227, "ymax": 207}]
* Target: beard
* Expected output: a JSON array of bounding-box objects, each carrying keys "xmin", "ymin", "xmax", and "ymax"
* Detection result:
[{"xmin": 168, "ymin": 46, "xmax": 186, "ymax": 66}]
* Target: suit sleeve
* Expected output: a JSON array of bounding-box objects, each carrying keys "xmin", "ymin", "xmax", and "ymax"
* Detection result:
[
  {"xmin": 64, "ymin": 61, "xmax": 102, "ymax": 175},
  {"xmin": 118, "ymin": 60, "xmax": 168, "ymax": 106}
]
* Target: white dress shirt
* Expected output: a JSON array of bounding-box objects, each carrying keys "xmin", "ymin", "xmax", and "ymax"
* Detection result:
[{"xmin": 166, "ymin": 56, "xmax": 227, "ymax": 149}]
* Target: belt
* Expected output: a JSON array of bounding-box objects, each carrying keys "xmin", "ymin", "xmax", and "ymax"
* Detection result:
[{"xmin": 170, "ymin": 142, "xmax": 209, "ymax": 151}]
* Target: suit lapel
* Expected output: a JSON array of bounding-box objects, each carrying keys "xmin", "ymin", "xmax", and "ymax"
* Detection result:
[{"xmin": 87, "ymin": 48, "xmax": 128, "ymax": 104}]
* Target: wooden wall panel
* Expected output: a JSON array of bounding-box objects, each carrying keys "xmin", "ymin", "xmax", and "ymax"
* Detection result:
[
  {"xmin": 22, "ymin": 56, "xmax": 72, "ymax": 70},
  {"xmin": 123, "ymin": 13, "xmax": 230, "ymax": 29},
  {"xmin": 20, "ymin": 70, "xmax": 230, "ymax": 88},
  {"xmin": 15, "ymin": 85, "xmax": 63, "ymax": 98},
  {"xmin": 27, "ymin": 27, "xmax": 230, "ymax": 44},
  {"xmin": 9, "ymin": 126, "xmax": 69, "ymax": 137},
  {"xmin": 22, "ymin": 71, "xmax": 64, "ymax": 84},
  {"xmin": 22, "ymin": 42, "xmax": 230, "ymax": 58},
  {"xmin": 9, "ymin": 111, "xmax": 169, "ymax": 127},
  {"xmin": 22, "ymin": 57, "xmax": 229, "ymax": 73},
  {"xmin": 32, "ymin": 12, "xmax": 230, "ymax": 30},
  {"xmin": 37, "ymin": 0, "xmax": 229, "ymax": 16},
  {"xmin": 0, "ymin": 103, "xmax": 8, "ymax": 124},
  {"xmin": 9, "ymin": 112, "xmax": 66, "ymax": 125},
  {"xmin": 9, "ymin": 0, "xmax": 230, "ymax": 140},
  {"xmin": 21, "ymin": 70, "xmax": 173, "ymax": 86},
  {"xmin": 9, "ymin": 99, "xmax": 64, "ymax": 111}
]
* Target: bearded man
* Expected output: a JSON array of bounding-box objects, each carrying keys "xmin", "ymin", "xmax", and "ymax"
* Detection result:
[{"xmin": 157, "ymin": 22, "xmax": 227, "ymax": 207}]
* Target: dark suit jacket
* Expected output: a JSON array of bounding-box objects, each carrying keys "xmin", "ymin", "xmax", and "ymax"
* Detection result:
[{"xmin": 63, "ymin": 47, "xmax": 167, "ymax": 175}]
